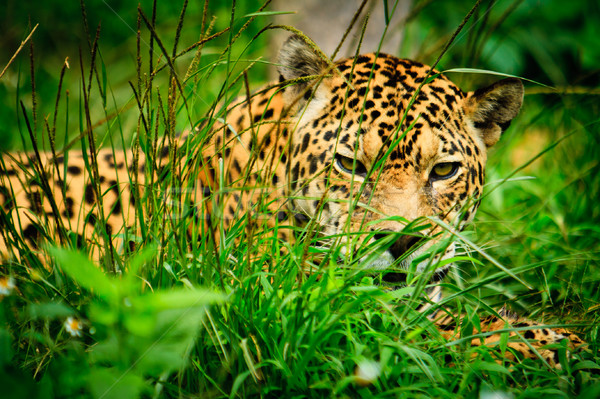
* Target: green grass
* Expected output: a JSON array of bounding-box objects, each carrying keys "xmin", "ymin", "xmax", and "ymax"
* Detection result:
[{"xmin": 1, "ymin": 1, "xmax": 599, "ymax": 398}]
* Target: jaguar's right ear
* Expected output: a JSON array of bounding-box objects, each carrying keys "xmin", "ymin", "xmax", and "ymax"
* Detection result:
[
  {"xmin": 277, "ymin": 35, "xmax": 328, "ymax": 111},
  {"xmin": 464, "ymin": 78, "xmax": 524, "ymax": 148}
]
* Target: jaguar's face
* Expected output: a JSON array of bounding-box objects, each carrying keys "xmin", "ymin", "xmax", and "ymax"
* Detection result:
[{"xmin": 278, "ymin": 37, "xmax": 523, "ymax": 278}]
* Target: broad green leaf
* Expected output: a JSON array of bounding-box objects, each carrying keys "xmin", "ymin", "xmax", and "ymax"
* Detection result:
[
  {"xmin": 572, "ymin": 360, "xmax": 600, "ymax": 372},
  {"xmin": 49, "ymin": 247, "xmax": 117, "ymax": 301}
]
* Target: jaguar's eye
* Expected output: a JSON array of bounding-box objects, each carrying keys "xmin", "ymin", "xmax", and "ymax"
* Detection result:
[
  {"xmin": 334, "ymin": 153, "xmax": 368, "ymax": 177},
  {"xmin": 430, "ymin": 162, "xmax": 459, "ymax": 180}
]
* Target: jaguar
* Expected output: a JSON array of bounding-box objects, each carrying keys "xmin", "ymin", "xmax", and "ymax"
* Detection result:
[{"xmin": 0, "ymin": 34, "xmax": 583, "ymax": 365}]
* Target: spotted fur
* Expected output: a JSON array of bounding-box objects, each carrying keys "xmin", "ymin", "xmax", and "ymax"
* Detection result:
[
  {"xmin": 435, "ymin": 311, "xmax": 585, "ymax": 366},
  {"xmin": 1, "ymin": 148, "xmax": 142, "ymax": 258}
]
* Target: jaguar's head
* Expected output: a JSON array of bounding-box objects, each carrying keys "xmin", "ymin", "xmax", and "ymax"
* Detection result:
[{"xmin": 277, "ymin": 35, "xmax": 523, "ymax": 282}]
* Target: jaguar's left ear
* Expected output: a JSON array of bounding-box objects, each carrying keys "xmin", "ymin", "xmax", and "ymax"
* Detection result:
[{"xmin": 464, "ymin": 78, "xmax": 524, "ymax": 148}]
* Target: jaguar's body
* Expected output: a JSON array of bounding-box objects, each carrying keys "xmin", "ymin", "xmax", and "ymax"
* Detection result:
[
  {"xmin": 0, "ymin": 35, "xmax": 582, "ymax": 365},
  {"xmin": 1, "ymin": 148, "xmax": 140, "ymax": 258}
]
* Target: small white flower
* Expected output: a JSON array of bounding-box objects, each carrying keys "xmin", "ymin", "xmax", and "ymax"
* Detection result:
[
  {"xmin": 354, "ymin": 360, "xmax": 381, "ymax": 387},
  {"xmin": 64, "ymin": 317, "xmax": 83, "ymax": 337},
  {"xmin": 0, "ymin": 277, "xmax": 16, "ymax": 296}
]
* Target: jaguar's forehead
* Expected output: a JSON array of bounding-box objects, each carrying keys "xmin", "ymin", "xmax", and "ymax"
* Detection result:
[{"xmin": 313, "ymin": 53, "xmax": 474, "ymax": 161}]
